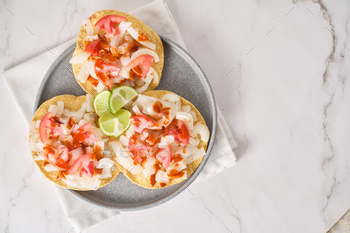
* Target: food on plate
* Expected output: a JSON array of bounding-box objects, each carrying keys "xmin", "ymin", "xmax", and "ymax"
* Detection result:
[
  {"xmin": 28, "ymin": 95, "xmax": 119, "ymax": 190},
  {"xmin": 110, "ymin": 90, "xmax": 210, "ymax": 189},
  {"xmin": 70, "ymin": 10, "xmax": 164, "ymax": 95}
]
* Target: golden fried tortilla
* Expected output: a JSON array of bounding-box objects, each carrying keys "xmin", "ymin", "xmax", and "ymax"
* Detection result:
[
  {"xmin": 113, "ymin": 90, "xmax": 208, "ymax": 189},
  {"xmin": 29, "ymin": 95, "xmax": 120, "ymax": 190},
  {"xmin": 72, "ymin": 10, "xmax": 164, "ymax": 95}
]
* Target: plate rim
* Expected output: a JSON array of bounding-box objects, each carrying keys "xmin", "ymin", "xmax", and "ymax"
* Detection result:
[{"xmin": 34, "ymin": 35, "xmax": 217, "ymax": 211}]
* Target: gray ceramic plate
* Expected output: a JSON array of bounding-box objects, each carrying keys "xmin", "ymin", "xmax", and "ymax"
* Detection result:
[{"xmin": 34, "ymin": 36, "xmax": 217, "ymax": 211}]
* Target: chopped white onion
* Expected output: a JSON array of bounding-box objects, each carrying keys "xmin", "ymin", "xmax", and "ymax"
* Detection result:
[
  {"xmin": 120, "ymin": 56, "xmax": 131, "ymax": 66},
  {"xmin": 178, "ymin": 144, "xmax": 197, "ymax": 158},
  {"xmin": 189, "ymin": 137, "xmax": 199, "ymax": 147},
  {"xmin": 176, "ymin": 111, "xmax": 194, "ymax": 130},
  {"xmin": 191, "ymin": 123, "xmax": 210, "ymax": 142},
  {"xmin": 126, "ymin": 124, "xmax": 135, "ymax": 138},
  {"xmin": 96, "ymin": 158, "xmax": 115, "ymax": 179},
  {"xmin": 86, "ymin": 94, "xmax": 94, "ymax": 112},
  {"xmin": 96, "ymin": 82, "xmax": 107, "ymax": 93},
  {"xmin": 144, "ymin": 157, "xmax": 157, "ymax": 168},
  {"xmin": 48, "ymin": 105, "xmax": 57, "ymax": 116},
  {"xmin": 155, "ymin": 170, "xmax": 169, "ymax": 184},
  {"xmin": 151, "ymin": 68, "xmax": 159, "ymax": 84},
  {"xmin": 135, "ymin": 76, "xmax": 153, "ymax": 93},
  {"xmin": 134, "ymin": 78, "xmax": 145, "ymax": 86},
  {"xmin": 110, "ymin": 22, "xmax": 132, "ymax": 48},
  {"xmin": 35, "ymin": 141, "xmax": 44, "ymax": 151},
  {"xmin": 44, "ymin": 164, "xmax": 59, "ymax": 172},
  {"xmin": 132, "ymin": 105, "xmax": 143, "ymax": 115},
  {"xmin": 36, "ymin": 120, "xmax": 41, "ymax": 129},
  {"xmin": 103, "ymin": 150, "xmax": 112, "ymax": 158},
  {"xmin": 159, "ymin": 135, "xmax": 175, "ymax": 148},
  {"xmin": 167, "ymin": 160, "xmax": 187, "ymax": 173},
  {"xmin": 94, "ymin": 141, "xmax": 105, "ymax": 152},
  {"xmin": 29, "ymin": 121, "xmax": 36, "ymax": 132},
  {"xmin": 126, "ymin": 27, "xmax": 156, "ymax": 50},
  {"xmin": 142, "ymin": 166, "xmax": 156, "ymax": 177},
  {"xmin": 68, "ymin": 147, "xmax": 81, "ymax": 165},
  {"xmin": 161, "ymin": 93, "xmax": 180, "ymax": 103},
  {"xmin": 130, "ymin": 48, "xmax": 160, "ymax": 62},
  {"xmin": 85, "ymin": 35, "xmax": 99, "ymax": 42},
  {"xmin": 184, "ymin": 147, "xmax": 205, "ymax": 164},
  {"xmin": 56, "ymin": 101, "xmax": 64, "ymax": 117},
  {"xmin": 83, "ymin": 19, "xmax": 94, "ymax": 36},
  {"xmin": 119, "ymin": 67, "xmax": 129, "ymax": 79},
  {"xmin": 119, "ymin": 135, "xmax": 129, "ymax": 147},
  {"xmin": 85, "ymin": 146, "xmax": 93, "ymax": 154},
  {"xmin": 62, "ymin": 103, "xmax": 87, "ymax": 122},
  {"xmin": 69, "ymin": 52, "xmax": 90, "ymax": 64},
  {"xmin": 140, "ymin": 131, "xmax": 149, "ymax": 141}
]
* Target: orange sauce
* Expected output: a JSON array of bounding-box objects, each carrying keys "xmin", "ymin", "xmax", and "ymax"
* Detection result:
[
  {"xmin": 87, "ymin": 75, "xmax": 99, "ymax": 87},
  {"xmin": 150, "ymin": 173, "xmax": 156, "ymax": 186},
  {"xmin": 94, "ymin": 145, "xmax": 103, "ymax": 160},
  {"xmin": 67, "ymin": 117, "xmax": 76, "ymax": 130},
  {"xmin": 129, "ymin": 69, "xmax": 141, "ymax": 80},
  {"xmin": 138, "ymin": 33, "xmax": 150, "ymax": 42},
  {"xmin": 93, "ymin": 169, "xmax": 103, "ymax": 176},
  {"xmin": 153, "ymin": 101, "xmax": 163, "ymax": 113},
  {"xmin": 167, "ymin": 170, "xmax": 185, "ymax": 179}
]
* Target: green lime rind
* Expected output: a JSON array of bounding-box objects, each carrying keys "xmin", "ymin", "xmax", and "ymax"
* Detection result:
[
  {"xmin": 98, "ymin": 109, "xmax": 132, "ymax": 137},
  {"xmin": 93, "ymin": 90, "xmax": 111, "ymax": 116},
  {"xmin": 108, "ymin": 85, "xmax": 138, "ymax": 114}
]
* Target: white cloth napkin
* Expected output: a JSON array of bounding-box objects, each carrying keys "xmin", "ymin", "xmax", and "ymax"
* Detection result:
[{"xmin": 3, "ymin": 1, "xmax": 237, "ymax": 232}]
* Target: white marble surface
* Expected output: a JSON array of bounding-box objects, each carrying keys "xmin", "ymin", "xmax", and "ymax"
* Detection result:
[{"xmin": 1, "ymin": 0, "xmax": 350, "ymax": 232}]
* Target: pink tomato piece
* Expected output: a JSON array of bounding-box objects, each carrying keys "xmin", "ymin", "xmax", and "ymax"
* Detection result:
[
  {"xmin": 84, "ymin": 39, "xmax": 100, "ymax": 55},
  {"xmin": 128, "ymin": 135, "xmax": 148, "ymax": 164},
  {"xmin": 129, "ymin": 115, "xmax": 156, "ymax": 134},
  {"xmin": 39, "ymin": 112, "xmax": 62, "ymax": 143},
  {"xmin": 80, "ymin": 161, "xmax": 94, "ymax": 178},
  {"xmin": 68, "ymin": 154, "xmax": 96, "ymax": 175},
  {"xmin": 156, "ymin": 145, "xmax": 172, "ymax": 168},
  {"xmin": 125, "ymin": 55, "xmax": 154, "ymax": 79},
  {"xmin": 55, "ymin": 146, "xmax": 70, "ymax": 170},
  {"xmin": 168, "ymin": 120, "xmax": 190, "ymax": 147},
  {"xmin": 95, "ymin": 15, "xmax": 127, "ymax": 37}
]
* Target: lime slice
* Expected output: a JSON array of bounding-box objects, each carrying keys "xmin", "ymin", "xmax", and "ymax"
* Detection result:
[
  {"xmin": 109, "ymin": 86, "xmax": 138, "ymax": 114},
  {"xmin": 93, "ymin": 90, "xmax": 111, "ymax": 116},
  {"xmin": 98, "ymin": 109, "xmax": 132, "ymax": 137}
]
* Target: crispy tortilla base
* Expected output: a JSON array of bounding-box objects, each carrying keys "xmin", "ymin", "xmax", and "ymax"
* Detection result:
[
  {"xmin": 72, "ymin": 10, "xmax": 164, "ymax": 95},
  {"xmin": 112, "ymin": 90, "xmax": 208, "ymax": 189},
  {"xmin": 29, "ymin": 95, "xmax": 120, "ymax": 190}
]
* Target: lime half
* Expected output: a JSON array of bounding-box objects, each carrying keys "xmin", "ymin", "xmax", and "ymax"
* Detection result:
[
  {"xmin": 93, "ymin": 90, "xmax": 111, "ymax": 116},
  {"xmin": 98, "ymin": 109, "xmax": 131, "ymax": 137},
  {"xmin": 109, "ymin": 86, "xmax": 138, "ymax": 114}
]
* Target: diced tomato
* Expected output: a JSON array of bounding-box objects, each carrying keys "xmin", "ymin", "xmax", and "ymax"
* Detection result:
[
  {"xmin": 84, "ymin": 39, "xmax": 101, "ymax": 55},
  {"xmin": 125, "ymin": 55, "xmax": 154, "ymax": 79},
  {"xmin": 80, "ymin": 161, "xmax": 94, "ymax": 178},
  {"xmin": 55, "ymin": 146, "xmax": 70, "ymax": 170},
  {"xmin": 39, "ymin": 112, "xmax": 62, "ymax": 143},
  {"xmin": 68, "ymin": 154, "xmax": 96, "ymax": 177},
  {"xmin": 167, "ymin": 120, "xmax": 190, "ymax": 147},
  {"xmin": 94, "ymin": 59, "xmax": 120, "ymax": 89},
  {"xmin": 95, "ymin": 15, "xmax": 127, "ymax": 37},
  {"xmin": 156, "ymin": 145, "xmax": 172, "ymax": 168},
  {"xmin": 129, "ymin": 115, "xmax": 156, "ymax": 134},
  {"xmin": 43, "ymin": 144, "xmax": 57, "ymax": 165},
  {"xmin": 128, "ymin": 135, "xmax": 148, "ymax": 164},
  {"xmin": 73, "ymin": 122, "xmax": 97, "ymax": 148}
]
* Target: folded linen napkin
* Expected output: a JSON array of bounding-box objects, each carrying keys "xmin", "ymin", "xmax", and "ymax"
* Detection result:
[{"xmin": 3, "ymin": 1, "xmax": 237, "ymax": 232}]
